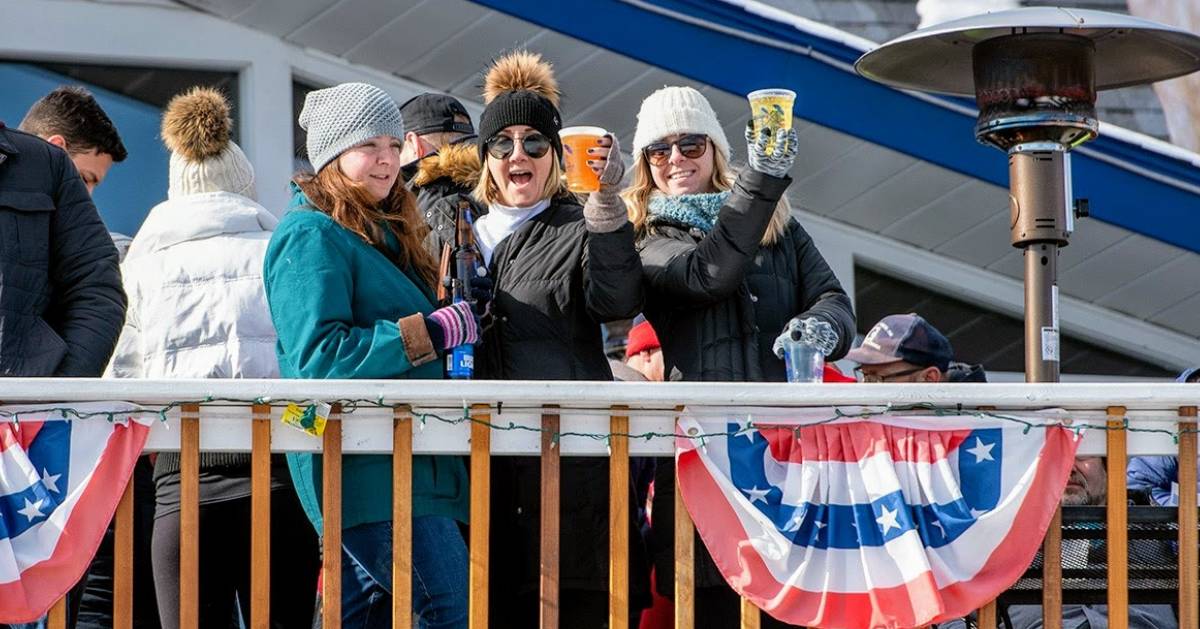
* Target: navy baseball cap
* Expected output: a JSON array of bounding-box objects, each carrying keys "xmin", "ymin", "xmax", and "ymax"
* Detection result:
[
  {"xmin": 846, "ymin": 314, "xmax": 954, "ymax": 372},
  {"xmin": 398, "ymin": 93, "xmax": 476, "ymax": 137}
]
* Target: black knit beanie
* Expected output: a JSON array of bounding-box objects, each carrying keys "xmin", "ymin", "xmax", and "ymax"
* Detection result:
[{"xmin": 477, "ymin": 90, "xmax": 563, "ymax": 162}]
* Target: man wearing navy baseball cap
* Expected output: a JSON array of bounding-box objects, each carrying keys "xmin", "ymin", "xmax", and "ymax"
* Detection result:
[{"xmin": 846, "ymin": 313, "xmax": 955, "ymax": 383}]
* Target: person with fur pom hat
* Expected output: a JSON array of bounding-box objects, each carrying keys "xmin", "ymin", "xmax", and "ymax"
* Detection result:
[
  {"xmin": 469, "ymin": 51, "xmax": 649, "ymax": 626},
  {"xmin": 107, "ymin": 87, "xmax": 319, "ymax": 628}
]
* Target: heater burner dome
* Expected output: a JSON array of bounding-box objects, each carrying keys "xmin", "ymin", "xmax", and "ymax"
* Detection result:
[{"xmin": 972, "ymin": 33, "xmax": 1098, "ymax": 150}]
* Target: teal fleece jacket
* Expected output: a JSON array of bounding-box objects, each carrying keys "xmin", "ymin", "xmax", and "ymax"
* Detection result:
[{"xmin": 263, "ymin": 186, "xmax": 468, "ymax": 532}]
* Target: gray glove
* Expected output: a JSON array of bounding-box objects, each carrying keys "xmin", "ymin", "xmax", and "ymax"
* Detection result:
[
  {"xmin": 745, "ymin": 124, "xmax": 798, "ymax": 179},
  {"xmin": 583, "ymin": 134, "xmax": 629, "ymax": 233},
  {"xmin": 772, "ymin": 316, "xmax": 838, "ymax": 359}
]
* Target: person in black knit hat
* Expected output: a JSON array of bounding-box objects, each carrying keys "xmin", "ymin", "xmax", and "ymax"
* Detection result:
[{"xmin": 467, "ymin": 50, "xmax": 650, "ymax": 627}]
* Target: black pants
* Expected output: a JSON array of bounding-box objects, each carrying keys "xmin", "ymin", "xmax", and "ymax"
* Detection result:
[
  {"xmin": 77, "ymin": 456, "xmax": 160, "ymax": 629},
  {"xmin": 693, "ymin": 585, "xmax": 803, "ymax": 629},
  {"xmin": 151, "ymin": 488, "xmax": 319, "ymax": 629}
]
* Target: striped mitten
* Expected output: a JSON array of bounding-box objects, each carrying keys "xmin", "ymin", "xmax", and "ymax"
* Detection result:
[{"xmin": 424, "ymin": 301, "xmax": 481, "ymax": 351}]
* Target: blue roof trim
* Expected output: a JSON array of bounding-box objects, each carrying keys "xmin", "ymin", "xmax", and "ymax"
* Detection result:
[{"xmin": 472, "ymin": 0, "xmax": 1200, "ymax": 254}]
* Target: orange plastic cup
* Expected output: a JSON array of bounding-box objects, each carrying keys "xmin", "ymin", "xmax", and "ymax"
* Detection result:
[{"xmin": 560, "ymin": 126, "xmax": 607, "ymax": 193}]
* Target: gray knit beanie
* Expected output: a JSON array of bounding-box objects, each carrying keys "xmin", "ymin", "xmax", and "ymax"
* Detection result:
[{"xmin": 299, "ymin": 82, "xmax": 405, "ymax": 173}]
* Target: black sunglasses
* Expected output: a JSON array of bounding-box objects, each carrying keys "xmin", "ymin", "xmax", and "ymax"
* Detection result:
[
  {"xmin": 486, "ymin": 133, "xmax": 552, "ymax": 160},
  {"xmin": 643, "ymin": 134, "xmax": 709, "ymax": 166}
]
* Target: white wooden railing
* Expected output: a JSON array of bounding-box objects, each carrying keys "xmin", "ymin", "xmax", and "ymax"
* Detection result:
[{"xmin": 3, "ymin": 380, "xmax": 1197, "ymax": 629}]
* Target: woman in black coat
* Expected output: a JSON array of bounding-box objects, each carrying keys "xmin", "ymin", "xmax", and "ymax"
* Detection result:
[
  {"xmin": 469, "ymin": 51, "xmax": 649, "ymax": 627},
  {"xmin": 616, "ymin": 85, "xmax": 856, "ymax": 628}
]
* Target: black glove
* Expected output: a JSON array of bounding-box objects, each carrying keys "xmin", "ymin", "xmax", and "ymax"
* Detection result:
[{"xmin": 467, "ymin": 274, "xmax": 493, "ymax": 317}]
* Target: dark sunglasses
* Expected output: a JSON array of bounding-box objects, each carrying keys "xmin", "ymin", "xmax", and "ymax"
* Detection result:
[
  {"xmin": 643, "ymin": 134, "xmax": 709, "ymax": 166},
  {"xmin": 486, "ymin": 133, "xmax": 552, "ymax": 160}
]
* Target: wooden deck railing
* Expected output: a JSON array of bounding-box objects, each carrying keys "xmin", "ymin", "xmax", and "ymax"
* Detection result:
[{"xmin": 6, "ymin": 379, "xmax": 1196, "ymax": 629}]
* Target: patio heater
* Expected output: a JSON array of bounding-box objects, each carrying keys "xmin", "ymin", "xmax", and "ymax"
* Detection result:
[{"xmin": 855, "ymin": 8, "xmax": 1200, "ymax": 382}]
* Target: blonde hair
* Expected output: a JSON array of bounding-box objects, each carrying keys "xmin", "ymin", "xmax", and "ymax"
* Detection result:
[
  {"xmin": 295, "ymin": 165, "xmax": 438, "ymax": 289},
  {"xmin": 621, "ymin": 144, "xmax": 789, "ymax": 246},
  {"xmin": 472, "ymin": 150, "xmax": 567, "ymax": 206}
]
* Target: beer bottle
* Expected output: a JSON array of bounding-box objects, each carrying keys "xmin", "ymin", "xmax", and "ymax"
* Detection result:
[{"xmin": 447, "ymin": 200, "xmax": 479, "ymax": 379}]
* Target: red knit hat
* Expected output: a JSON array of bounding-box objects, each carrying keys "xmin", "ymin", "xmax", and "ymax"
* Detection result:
[{"xmin": 625, "ymin": 320, "xmax": 661, "ymax": 358}]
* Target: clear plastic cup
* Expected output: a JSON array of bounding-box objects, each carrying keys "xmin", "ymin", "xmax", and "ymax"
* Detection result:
[
  {"xmin": 783, "ymin": 340, "xmax": 824, "ymax": 384},
  {"xmin": 747, "ymin": 88, "xmax": 796, "ymax": 152},
  {"xmin": 559, "ymin": 126, "xmax": 607, "ymax": 193}
]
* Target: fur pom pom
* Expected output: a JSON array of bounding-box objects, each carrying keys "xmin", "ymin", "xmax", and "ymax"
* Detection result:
[
  {"xmin": 482, "ymin": 50, "xmax": 559, "ymax": 107},
  {"xmin": 161, "ymin": 87, "xmax": 232, "ymax": 161}
]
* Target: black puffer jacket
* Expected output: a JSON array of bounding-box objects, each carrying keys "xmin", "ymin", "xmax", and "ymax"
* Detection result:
[
  {"xmin": 638, "ymin": 169, "xmax": 855, "ymax": 382},
  {"xmin": 640, "ymin": 169, "xmax": 855, "ymax": 594},
  {"xmin": 478, "ymin": 196, "xmax": 651, "ymax": 616},
  {"xmin": 477, "ymin": 196, "xmax": 642, "ymax": 380},
  {"xmin": 0, "ymin": 123, "xmax": 126, "ymax": 377}
]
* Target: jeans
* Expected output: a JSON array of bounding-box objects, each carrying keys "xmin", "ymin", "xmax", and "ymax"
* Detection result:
[{"xmin": 339, "ymin": 516, "xmax": 467, "ymax": 629}]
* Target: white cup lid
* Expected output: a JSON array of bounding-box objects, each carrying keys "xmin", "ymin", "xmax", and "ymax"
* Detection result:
[{"xmin": 559, "ymin": 126, "xmax": 607, "ymax": 137}]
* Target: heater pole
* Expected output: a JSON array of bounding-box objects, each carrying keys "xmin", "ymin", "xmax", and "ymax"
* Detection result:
[
  {"xmin": 1024, "ymin": 242, "xmax": 1060, "ymax": 382},
  {"xmin": 1008, "ymin": 144, "xmax": 1071, "ymax": 384}
]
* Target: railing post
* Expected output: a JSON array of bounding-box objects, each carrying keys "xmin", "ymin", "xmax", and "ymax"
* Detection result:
[
  {"xmin": 470, "ymin": 403, "xmax": 491, "ymax": 629},
  {"xmin": 1179, "ymin": 406, "xmax": 1198, "ymax": 629},
  {"xmin": 675, "ymin": 406, "xmax": 694, "ymax": 629},
  {"xmin": 610, "ymin": 406, "xmax": 630, "ymax": 629},
  {"xmin": 114, "ymin": 478, "xmax": 134, "ymax": 629},
  {"xmin": 180, "ymin": 403, "xmax": 200, "ymax": 629},
  {"xmin": 541, "ymin": 406, "xmax": 561, "ymax": 629},
  {"xmin": 322, "ymin": 404, "xmax": 343, "ymax": 629},
  {"xmin": 393, "ymin": 405, "xmax": 414, "ymax": 629},
  {"xmin": 1106, "ymin": 405, "xmax": 1129, "ymax": 629},
  {"xmin": 976, "ymin": 405, "xmax": 998, "ymax": 629},
  {"xmin": 977, "ymin": 601, "xmax": 997, "ymax": 629},
  {"xmin": 250, "ymin": 403, "xmax": 272, "ymax": 629},
  {"xmin": 740, "ymin": 597, "xmax": 760, "ymax": 629},
  {"xmin": 47, "ymin": 597, "xmax": 66, "ymax": 629}
]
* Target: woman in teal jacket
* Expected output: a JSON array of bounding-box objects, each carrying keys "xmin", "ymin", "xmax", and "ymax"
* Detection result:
[{"xmin": 264, "ymin": 82, "xmax": 477, "ymax": 629}]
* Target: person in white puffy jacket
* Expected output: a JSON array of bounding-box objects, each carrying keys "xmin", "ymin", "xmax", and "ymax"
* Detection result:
[{"xmin": 107, "ymin": 87, "xmax": 318, "ymax": 629}]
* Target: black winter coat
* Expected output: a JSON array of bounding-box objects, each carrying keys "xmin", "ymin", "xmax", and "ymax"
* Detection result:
[
  {"xmin": 639, "ymin": 169, "xmax": 855, "ymax": 594},
  {"xmin": 638, "ymin": 169, "xmax": 855, "ymax": 382},
  {"xmin": 477, "ymin": 196, "xmax": 652, "ymax": 619},
  {"xmin": 477, "ymin": 196, "xmax": 642, "ymax": 380},
  {"xmin": 0, "ymin": 124, "xmax": 125, "ymax": 377}
]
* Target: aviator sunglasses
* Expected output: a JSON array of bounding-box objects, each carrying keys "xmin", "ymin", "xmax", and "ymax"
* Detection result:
[
  {"xmin": 643, "ymin": 134, "xmax": 709, "ymax": 166},
  {"xmin": 485, "ymin": 133, "xmax": 553, "ymax": 160}
]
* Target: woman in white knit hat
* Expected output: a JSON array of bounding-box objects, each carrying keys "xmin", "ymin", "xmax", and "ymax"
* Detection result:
[
  {"xmin": 615, "ymin": 86, "xmax": 856, "ymax": 628},
  {"xmin": 107, "ymin": 87, "xmax": 319, "ymax": 628},
  {"xmin": 263, "ymin": 82, "xmax": 476, "ymax": 629}
]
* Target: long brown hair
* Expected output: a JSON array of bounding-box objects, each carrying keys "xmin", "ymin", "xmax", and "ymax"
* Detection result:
[
  {"xmin": 295, "ymin": 165, "xmax": 438, "ymax": 289},
  {"xmin": 621, "ymin": 143, "xmax": 790, "ymax": 246}
]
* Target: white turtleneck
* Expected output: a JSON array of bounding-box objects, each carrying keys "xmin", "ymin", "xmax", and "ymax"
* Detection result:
[{"xmin": 473, "ymin": 199, "xmax": 551, "ymax": 265}]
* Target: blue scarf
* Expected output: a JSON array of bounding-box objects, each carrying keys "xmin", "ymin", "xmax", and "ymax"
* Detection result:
[{"xmin": 647, "ymin": 191, "xmax": 731, "ymax": 233}]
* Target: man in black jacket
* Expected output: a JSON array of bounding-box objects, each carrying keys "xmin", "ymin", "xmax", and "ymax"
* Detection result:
[
  {"xmin": 0, "ymin": 119, "xmax": 125, "ymax": 378},
  {"xmin": 0, "ymin": 95, "xmax": 127, "ymax": 629},
  {"xmin": 398, "ymin": 93, "xmax": 485, "ymax": 257}
]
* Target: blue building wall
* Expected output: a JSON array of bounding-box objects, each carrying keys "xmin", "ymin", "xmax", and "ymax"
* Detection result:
[{"xmin": 0, "ymin": 63, "xmax": 168, "ymax": 236}]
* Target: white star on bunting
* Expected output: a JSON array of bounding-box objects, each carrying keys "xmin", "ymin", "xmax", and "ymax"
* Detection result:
[
  {"xmin": 41, "ymin": 468, "xmax": 62, "ymax": 493},
  {"xmin": 744, "ymin": 486, "xmax": 770, "ymax": 504},
  {"xmin": 876, "ymin": 505, "xmax": 901, "ymax": 535},
  {"xmin": 965, "ymin": 437, "xmax": 996, "ymax": 463},
  {"xmin": 18, "ymin": 498, "xmax": 45, "ymax": 522}
]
